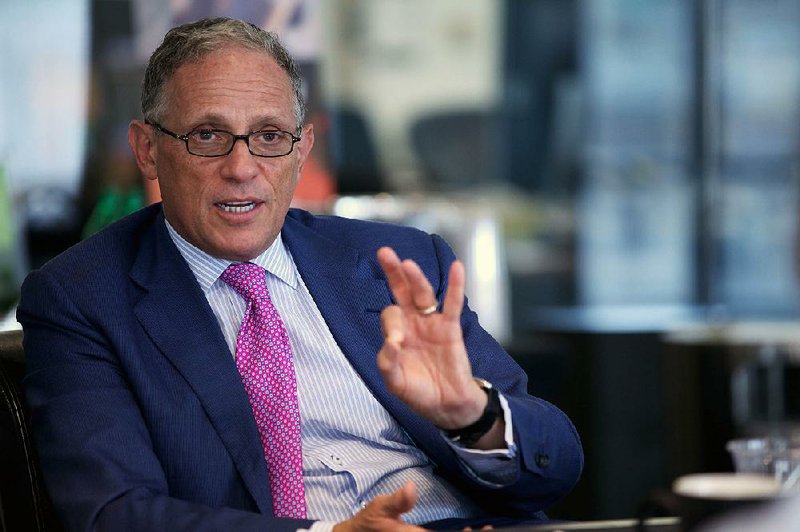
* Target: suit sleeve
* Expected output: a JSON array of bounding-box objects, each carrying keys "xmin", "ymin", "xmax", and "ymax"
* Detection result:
[
  {"xmin": 429, "ymin": 233, "xmax": 584, "ymax": 516},
  {"xmin": 17, "ymin": 268, "xmax": 313, "ymax": 532}
]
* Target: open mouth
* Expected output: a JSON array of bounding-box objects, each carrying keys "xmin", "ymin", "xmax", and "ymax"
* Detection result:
[{"xmin": 216, "ymin": 201, "xmax": 257, "ymax": 213}]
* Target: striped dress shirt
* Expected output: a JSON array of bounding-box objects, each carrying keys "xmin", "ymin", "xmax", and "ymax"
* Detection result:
[{"xmin": 166, "ymin": 221, "xmax": 516, "ymax": 530}]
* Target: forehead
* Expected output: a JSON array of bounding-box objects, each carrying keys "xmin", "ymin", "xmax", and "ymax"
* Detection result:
[{"xmin": 164, "ymin": 46, "xmax": 295, "ymax": 127}]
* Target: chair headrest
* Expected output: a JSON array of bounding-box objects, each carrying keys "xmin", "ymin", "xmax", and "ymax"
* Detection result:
[{"xmin": 0, "ymin": 329, "xmax": 24, "ymax": 364}]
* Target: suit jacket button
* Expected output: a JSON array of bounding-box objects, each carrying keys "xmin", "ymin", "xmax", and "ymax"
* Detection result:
[{"xmin": 535, "ymin": 453, "xmax": 550, "ymax": 468}]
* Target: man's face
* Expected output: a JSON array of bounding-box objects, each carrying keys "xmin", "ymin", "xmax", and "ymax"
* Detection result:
[{"xmin": 134, "ymin": 46, "xmax": 313, "ymax": 261}]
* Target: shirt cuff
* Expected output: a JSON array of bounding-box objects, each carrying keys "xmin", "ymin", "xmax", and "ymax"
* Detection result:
[{"xmin": 441, "ymin": 391, "xmax": 520, "ymax": 487}]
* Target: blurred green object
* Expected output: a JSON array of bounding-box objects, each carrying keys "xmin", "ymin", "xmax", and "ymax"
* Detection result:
[
  {"xmin": 0, "ymin": 164, "xmax": 18, "ymax": 314},
  {"xmin": 82, "ymin": 186, "xmax": 145, "ymax": 239},
  {"xmin": 0, "ymin": 166, "xmax": 12, "ymax": 253}
]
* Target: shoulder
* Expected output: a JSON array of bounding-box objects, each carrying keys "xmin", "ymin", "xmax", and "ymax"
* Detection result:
[
  {"xmin": 26, "ymin": 204, "xmax": 162, "ymax": 287},
  {"xmin": 285, "ymin": 207, "xmax": 446, "ymax": 258},
  {"xmin": 283, "ymin": 208, "xmax": 458, "ymax": 286}
]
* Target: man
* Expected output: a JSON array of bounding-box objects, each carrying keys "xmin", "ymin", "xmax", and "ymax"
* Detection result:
[{"xmin": 17, "ymin": 17, "xmax": 582, "ymax": 532}]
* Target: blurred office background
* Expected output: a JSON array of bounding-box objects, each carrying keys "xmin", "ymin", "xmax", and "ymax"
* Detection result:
[{"xmin": 3, "ymin": 0, "xmax": 800, "ymax": 522}]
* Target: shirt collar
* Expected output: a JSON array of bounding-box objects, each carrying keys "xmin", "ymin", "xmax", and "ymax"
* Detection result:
[{"xmin": 164, "ymin": 219, "xmax": 298, "ymax": 292}]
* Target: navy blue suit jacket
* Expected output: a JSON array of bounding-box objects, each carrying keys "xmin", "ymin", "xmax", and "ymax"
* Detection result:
[{"xmin": 18, "ymin": 204, "xmax": 583, "ymax": 531}]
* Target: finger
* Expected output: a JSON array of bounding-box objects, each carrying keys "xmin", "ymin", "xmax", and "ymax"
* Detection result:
[
  {"xmin": 399, "ymin": 259, "xmax": 438, "ymax": 312},
  {"xmin": 377, "ymin": 339, "xmax": 404, "ymax": 395},
  {"xmin": 377, "ymin": 247, "xmax": 414, "ymax": 309},
  {"xmin": 378, "ymin": 307, "xmax": 405, "ymax": 393},
  {"xmin": 441, "ymin": 260, "xmax": 465, "ymax": 320},
  {"xmin": 380, "ymin": 305, "xmax": 406, "ymax": 345},
  {"xmin": 341, "ymin": 482, "xmax": 425, "ymax": 532},
  {"xmin": 380, "ymin": 481, "xmax": 418, "ymax": 517}
]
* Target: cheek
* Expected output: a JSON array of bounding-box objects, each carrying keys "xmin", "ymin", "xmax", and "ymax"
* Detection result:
[
  {"xmin": 157, "ymin": 169, "xmax": 211, "ymax": 220},
  {"xmin": 160, "ymin": 159, "xmax": 210, "ymax": 196},
  {"xmin": 262, "ymin": 160, "xmax": 301, "ymax": 193}
]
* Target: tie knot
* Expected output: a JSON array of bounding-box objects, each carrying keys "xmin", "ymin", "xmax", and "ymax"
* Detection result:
[{"xmin": 221, "ymin": 262, "xmax": 269, "ymax": 302}]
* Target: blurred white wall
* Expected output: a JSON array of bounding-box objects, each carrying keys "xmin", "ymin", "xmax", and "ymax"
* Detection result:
[
  {"xmin": 0, "ymin": 0, "xmax": 89, "ymax": 196},
  {"xmin": 319, "ymin": 0, "xmax": 502, "ymax": 189}
]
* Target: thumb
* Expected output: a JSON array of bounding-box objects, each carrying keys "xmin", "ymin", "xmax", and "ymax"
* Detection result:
[{"xmin": 381, "ymin": 481, "xmax": 418, "ymax": 517}]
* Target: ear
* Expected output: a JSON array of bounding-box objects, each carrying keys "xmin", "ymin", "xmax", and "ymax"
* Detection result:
[
  {"xmin": 294, "ymin": 123, "xmax": 315, "ymax": 173},
  {"xmin": 128, "ymin": 120, "xmax": 159, "ymax": 181}
]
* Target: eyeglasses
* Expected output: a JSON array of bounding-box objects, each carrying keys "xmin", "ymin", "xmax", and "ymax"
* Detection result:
[{"xmin": 146, "ymin": 120, "xmax": 301, "ymax": 158}]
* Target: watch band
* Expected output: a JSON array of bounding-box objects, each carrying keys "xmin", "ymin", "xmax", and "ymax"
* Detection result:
[{"xmin": 444, "ymin": 378, "xmax": 502, "ymax": 446}]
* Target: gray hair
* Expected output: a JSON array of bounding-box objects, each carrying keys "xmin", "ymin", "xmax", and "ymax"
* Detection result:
[{"xmin": 141, "ymin": 17, "xmax": 305, "ymax": 130}]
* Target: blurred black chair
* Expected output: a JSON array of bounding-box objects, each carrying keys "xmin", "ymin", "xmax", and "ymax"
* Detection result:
[
  {"xmin": 0, "ymin": 329, "xmax": 60, "ymax": 531},
  {"xmin": 327, "ymin": 106, "xmax": 386, "ymax": 195},
  {"xmin": 410, "ymin": 109, "xmax": 503, "ymax": 190}
]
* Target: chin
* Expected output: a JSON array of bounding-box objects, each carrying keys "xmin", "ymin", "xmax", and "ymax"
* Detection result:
[
  {"xmin": 218, "ymin": 250, "xmax": 258, "ymax": 262},
  {"xmin": 209, "ymin": 231, "xmax": 271, "ymax": 262},
  {"xmin": 218, "ymin": 243, "xmax": 268, "ymax": 262}
]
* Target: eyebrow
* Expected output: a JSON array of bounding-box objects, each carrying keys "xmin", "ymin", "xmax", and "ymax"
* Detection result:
[{"xmin": 186, "ymin": 113, "xmax": 292, "ymax": 132}]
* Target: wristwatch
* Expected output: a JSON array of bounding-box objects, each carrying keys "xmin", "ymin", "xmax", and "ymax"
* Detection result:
[{"xmin": 444, "ymin": 378, "xmax": 502, "ymax": 446}]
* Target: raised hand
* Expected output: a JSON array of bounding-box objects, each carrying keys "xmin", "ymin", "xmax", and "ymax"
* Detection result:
[{"xmin": 375, "ymin": 247, "xmax": 490, "ymax": 433}]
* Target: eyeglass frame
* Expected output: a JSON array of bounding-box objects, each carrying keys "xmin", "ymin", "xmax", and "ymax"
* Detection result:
[{"xmin": 145, "ymin": 120, "xmax": 302, "ymax": 158}]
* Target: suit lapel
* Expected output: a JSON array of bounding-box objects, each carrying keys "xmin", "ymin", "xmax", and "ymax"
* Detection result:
[
  {"xmin": 129, "ymin": 213, "xmax": 273, "ymax": 514},
  {"xmin": 281, "ymin": 213, "xmax": 458, "ymax": 470}
]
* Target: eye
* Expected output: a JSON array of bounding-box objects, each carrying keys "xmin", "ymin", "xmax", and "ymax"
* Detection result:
[
  {"xmin": 190, "ymin": 129, "xmax": 223, "ymax": 143},
  {"xmin": 255, "ymin": 131, "xmax": 281, "ymax": 144}
]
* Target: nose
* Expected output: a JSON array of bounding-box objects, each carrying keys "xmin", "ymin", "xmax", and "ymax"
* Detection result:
[{"xmin": 219, "ymin": 137, "xmax": 259, "ymax": 181}]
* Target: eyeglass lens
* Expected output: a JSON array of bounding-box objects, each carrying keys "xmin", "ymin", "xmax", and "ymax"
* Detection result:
[{"xmin": 186, "ymin": 129, "xmax": 295, "ymax": 157}]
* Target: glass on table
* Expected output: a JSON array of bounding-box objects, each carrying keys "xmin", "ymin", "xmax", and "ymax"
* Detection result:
[{"xmin": 726, "ymin": 437, "xmax": 800, "ymax": 492}]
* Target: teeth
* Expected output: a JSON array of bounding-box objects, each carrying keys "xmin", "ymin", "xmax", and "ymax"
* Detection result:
[{"xmin": 219, "ymin": 202, "xmax": 256, "ymax": 213}]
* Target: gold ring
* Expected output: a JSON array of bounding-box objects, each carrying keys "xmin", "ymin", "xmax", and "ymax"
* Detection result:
[{"xmin": 417, "ymin": 304, "xmax": 438, "ymax": 316}]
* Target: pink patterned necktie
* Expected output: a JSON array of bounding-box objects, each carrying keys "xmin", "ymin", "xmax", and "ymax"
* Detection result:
[{"xmin": 221, "ymin": 262, "xmax": 306, "ymax": 519}]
